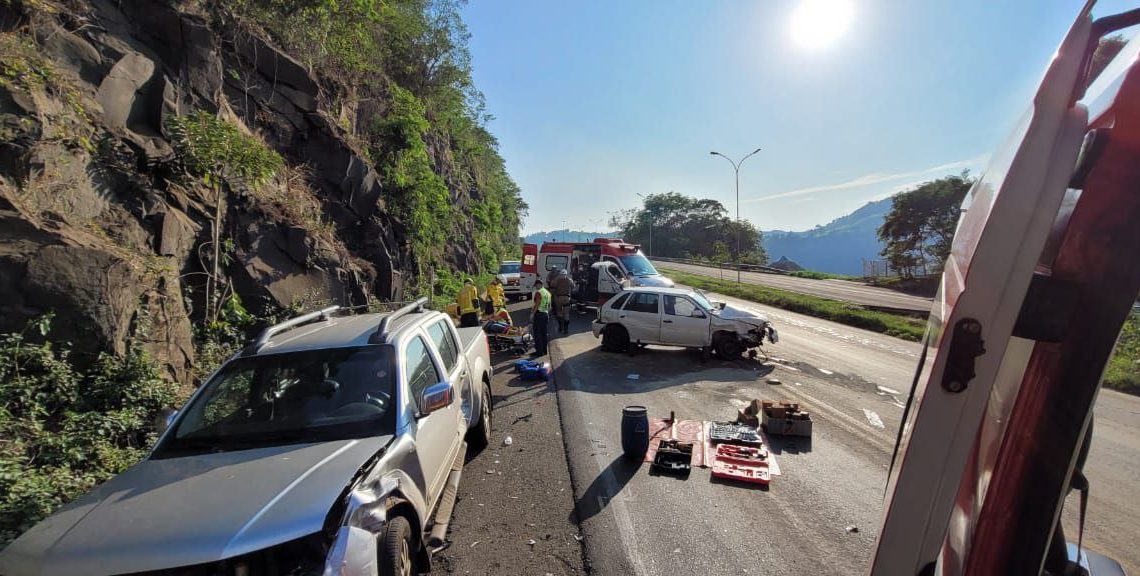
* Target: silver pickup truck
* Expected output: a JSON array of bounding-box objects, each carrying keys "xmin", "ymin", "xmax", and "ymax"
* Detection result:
[{"xmin": 0, "ymin": 298, "xmax": 493, "ymax": 576}]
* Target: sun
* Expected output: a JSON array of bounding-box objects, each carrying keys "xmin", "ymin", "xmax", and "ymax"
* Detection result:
[{"xmin": 790, "ymin": 0, "xmax": 854, "ymax": 50}]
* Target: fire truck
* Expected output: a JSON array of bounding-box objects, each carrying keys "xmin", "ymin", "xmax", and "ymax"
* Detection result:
[
  {"xmin": 520, "ymin": 238, "xmax": 674, "ymax": 306},
  {"xmin": 872, "ymin": 4, "xmax": 1139, "ymax": 574}
]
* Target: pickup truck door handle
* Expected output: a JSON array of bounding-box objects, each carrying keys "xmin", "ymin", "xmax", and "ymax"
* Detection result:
[
  {"xmin": 619, "ymin": 314, "xmax": 626, "ymax": 318},
  {"xmin": 663, "ymin": 320, "xmax": 673, "ymax": 323}
]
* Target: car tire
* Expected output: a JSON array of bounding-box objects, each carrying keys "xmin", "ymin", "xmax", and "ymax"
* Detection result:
[
  {"xmin": 601, "ymin": 325, "xmax": 629, "ymax": 352},
  {"xmin": 467, "ymin": 382, "xmax": 493, "ymax": 451},
  {"xmin": 379, "ymin": 516, "xmax": 415, "ymax": 576},
  {"xmin": 714, "ymin": 333, "xmax": 743, "ymax": 360}
]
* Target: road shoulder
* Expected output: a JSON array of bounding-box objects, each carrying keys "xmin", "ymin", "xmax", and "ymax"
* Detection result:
[{"xmin": 432, "ymin": 348, "xmax": 586, "ymax": 574}]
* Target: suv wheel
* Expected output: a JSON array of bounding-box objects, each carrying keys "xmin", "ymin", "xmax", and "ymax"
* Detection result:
[
  {"xmin": 467, "ymin": 382, "xmax": 492, "ymax": 450},
  {"xmin": 380, "ymin": 516, "xmax": 415, "ymax": 576},
  {"xmin": 601, "ymin": 325, "xmax": 629, "ymax": 352}
]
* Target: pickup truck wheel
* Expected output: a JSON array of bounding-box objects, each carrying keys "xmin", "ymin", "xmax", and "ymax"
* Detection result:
[
  {"xmin": 379, "ymin": 516, "xmax": 415, "ymax": 576},
  {"xmin": 467, "ymin": 382, "xmax": 493, "ymax": 450},
  {"xmin": 601, "ymin": 325, "xmax": 629, "ymax": 352},
  {"xmin": 714, "ymin": 333, "xmax": 743, "ymax": 360}
]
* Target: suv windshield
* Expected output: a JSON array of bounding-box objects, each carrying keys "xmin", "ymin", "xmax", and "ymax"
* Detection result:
[
  {"xmin": 619, "ymin": 254, "xmax": 658, "ymax": 277},
  {"xmin": 155, "ymin": 346, "xmax": 396, "ymax": 457},
  {"xmin": 499, "ymin": 262, "xmax": 521, "ymax": 274}
]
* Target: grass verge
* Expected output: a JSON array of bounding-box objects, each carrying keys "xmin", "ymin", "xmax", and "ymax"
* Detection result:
[
  {"xmin": 660, "ymin": 267, "xmax": 927, "ymax": 342},
  {"xmin": 1104, "ymin": 312, "xmax": 1139, "ymax": 395},
  {"xmin": 787, "ymin": 270, "xmax": 857, "ymax": 280}
]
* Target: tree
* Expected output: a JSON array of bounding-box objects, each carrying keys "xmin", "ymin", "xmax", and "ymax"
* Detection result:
[
  {"xmin": 877, "ymin": 172, "xmax": 973, "ymax": 277},
  {"xmin": 166, "ymin": 111, "xmax": 283, "ymax": 323},
  {"xmin": 611, "ymin": 192, "xmax": 766, "ymax": 264}
]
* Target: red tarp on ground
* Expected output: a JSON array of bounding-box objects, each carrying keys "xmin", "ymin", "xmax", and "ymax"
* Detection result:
[{"xmin": 644, "ymin": 418, "xmax": 781, "ymax": 475}]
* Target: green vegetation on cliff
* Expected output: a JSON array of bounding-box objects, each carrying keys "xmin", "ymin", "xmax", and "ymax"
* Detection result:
[{"xmin": 231, "ymin": 0, "xmax": 527, "ymax": 285}]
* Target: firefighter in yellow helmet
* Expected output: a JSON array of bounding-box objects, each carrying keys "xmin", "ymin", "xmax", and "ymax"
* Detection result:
[{"xmin": 457, "ymin": 278, "xmax": 480, "ymax": 327}]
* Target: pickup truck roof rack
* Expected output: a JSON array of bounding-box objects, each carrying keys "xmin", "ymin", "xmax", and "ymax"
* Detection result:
[
  {"xmin": 251, "ymin": 305, "xmax": 341, "ymax": 351},
  {"xmin": 369, "ymin": 297, "xmax": 429, "ymax": 344}
]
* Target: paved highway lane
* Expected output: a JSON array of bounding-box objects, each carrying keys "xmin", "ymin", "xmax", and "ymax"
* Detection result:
[
  {"xmin": 550, "ymin": 290, "xmax": 1139, "ymax": 574},
  {"xmin": 654, "ymin": 260, "xmax": 934, "ymax": 313}
]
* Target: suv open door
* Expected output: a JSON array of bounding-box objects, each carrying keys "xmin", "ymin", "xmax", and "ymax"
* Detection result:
[{"xmin": 873, "ymin": 5, "xmax": 1140, "ymax": 575}]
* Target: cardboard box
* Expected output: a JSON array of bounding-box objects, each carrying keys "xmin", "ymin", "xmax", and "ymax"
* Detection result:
[{"xmin": 761, "ymin": 401, "xmax": 813, "ymax": 437}]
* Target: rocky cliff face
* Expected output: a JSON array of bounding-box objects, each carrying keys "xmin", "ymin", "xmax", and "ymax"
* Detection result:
[{"xmin": 0, "ymin": 0, "xmax": 505, "ymax": 386}]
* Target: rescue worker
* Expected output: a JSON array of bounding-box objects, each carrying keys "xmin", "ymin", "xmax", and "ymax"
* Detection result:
[
  {"xmin": 483, "ymin": 276, "xmax": 506, "ymax": 318},
  {"xmin": 457, "ymin": 277, "xmax": 480, "ymax": 327},
  {"xmin": 549, "ymin": 268, "xmax": 576, "ymax": 334},
  {"xmin": 530, "ymin": 279, "xmax": 551, "ymax": 357}
]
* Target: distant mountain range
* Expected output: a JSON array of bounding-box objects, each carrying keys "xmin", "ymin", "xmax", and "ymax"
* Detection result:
[
  {"xmin": 523, "ymin": 229, "xmax": 619, "ymax": 244},
  {"xmin": 761, "ymin": 198, "xmax": 892, "ymax": 276}
]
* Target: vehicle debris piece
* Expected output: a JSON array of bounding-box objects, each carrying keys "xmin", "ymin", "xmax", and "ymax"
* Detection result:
[
  {"xmin": 651, "ymin": 440, "xmax": 694, "ymax": 475},
  {"xmin": 503, "ymin": 436, "xmax": 513, "ymax": 446},
  {"xmin": 761, "ymin": 401, "xmax": 813, "ymax": 437},
  {"xmin": 766, "ymin": 378, "xmax": 782, "ymax": 385},
  {"xmin": 845, "ymin": 525, "xmax": 859, "ymax": 534}
]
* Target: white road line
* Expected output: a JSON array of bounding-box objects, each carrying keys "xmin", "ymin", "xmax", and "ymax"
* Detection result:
[{"xmin": 863, "ymin": 409, "xmax": 885, "ymax": 429}]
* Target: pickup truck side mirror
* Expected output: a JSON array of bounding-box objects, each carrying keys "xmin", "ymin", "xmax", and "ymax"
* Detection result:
[
  {"xmin": 156, "ymin": 408, "xmax": 178, "ymax": 435},
  {"xmin": 418, "ymin": 381, "xmax": 454, "ymax": 416}
]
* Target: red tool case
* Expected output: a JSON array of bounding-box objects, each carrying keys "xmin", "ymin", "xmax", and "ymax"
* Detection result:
[{"xmin": 711, "ymin": 444, "xmax": 771, "ymax": 486}]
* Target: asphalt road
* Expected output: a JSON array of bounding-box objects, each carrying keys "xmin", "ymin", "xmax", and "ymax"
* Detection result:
[
  {"xmin": 654, "ymin": 260, "xmax": 934, "ymax": 313},
  {"xmin": 549, "ymin": 290, "xmax": 1139, "ymax": 575},
  {"xmin": 433, "ymin": 322, "xmax": 586, "ymax": 575}
]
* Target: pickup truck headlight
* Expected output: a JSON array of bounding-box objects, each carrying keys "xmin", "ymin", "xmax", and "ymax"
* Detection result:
[{"xmin": 323, "ymin": 526, "xmax": 379, "ymax": 576}]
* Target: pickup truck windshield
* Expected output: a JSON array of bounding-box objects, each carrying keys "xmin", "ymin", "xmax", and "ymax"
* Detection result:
[
  {"xmin": 155, "ymin": 346, "xmax": 397, "ymax": 457},
  {"xmin": 690, "ymin": 291, "xmax": 713, "ymax": 310},
  {"xmin": 619, "ymin": 254, "xmax": 658, "ymax": 277}
]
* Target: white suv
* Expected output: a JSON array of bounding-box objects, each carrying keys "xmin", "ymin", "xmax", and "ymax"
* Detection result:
[{"xmin": 591, "ymin": 287, "xmax": 777, "ymax": 359}]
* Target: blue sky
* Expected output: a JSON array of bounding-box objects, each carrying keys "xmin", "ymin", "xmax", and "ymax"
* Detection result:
[{"xmin": 462, "ymin": 0, "xmax": 1133, "ymax": 233}]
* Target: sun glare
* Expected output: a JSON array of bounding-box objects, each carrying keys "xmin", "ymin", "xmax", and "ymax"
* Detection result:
[{"xmin": 790, "ymin": 0, "xmax": 854, "ymax": 50}]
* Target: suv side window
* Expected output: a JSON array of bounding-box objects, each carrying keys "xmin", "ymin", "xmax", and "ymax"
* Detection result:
[
  {"xmin": 664, "ymin": 295, "xmax": 698, "ymax": 317},
  {"xmin": 610, "ymin": 293, "xmax": 631, "ymax": 310},
  {"xmin": 426, "ymin": 320, "xmax": 459, "ymax": 374},
  {"xmin": 405, "ymin": 335, "xmax": 441, "ymax": 401},
  {"xmin": 626, "ymin": 292, "xmax": 660, "ymax": 314}
]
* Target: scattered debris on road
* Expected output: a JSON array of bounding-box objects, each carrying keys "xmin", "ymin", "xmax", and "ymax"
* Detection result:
[
  {"xmin": 503, "ymin": 435, "xmax": 513, "ymax": 446},
  {"xmin": 846, "ymin": 525, "xmax": 860, "ymax": 534},
  {"xmin": 766, "ymin": 378, "xmax": 782, "ymax": 385}
]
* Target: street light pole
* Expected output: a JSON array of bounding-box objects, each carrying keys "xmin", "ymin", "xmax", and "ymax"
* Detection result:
[{"xmin": 710, "ymin": 148, "xmax": 761, "ymax": 283}]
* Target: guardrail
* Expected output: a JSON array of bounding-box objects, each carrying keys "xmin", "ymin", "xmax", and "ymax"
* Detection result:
[{"xmin": 651, "ymin": 256, "xmax": 790, "ymax": 276}]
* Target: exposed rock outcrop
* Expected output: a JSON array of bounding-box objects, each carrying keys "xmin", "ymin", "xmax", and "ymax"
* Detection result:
[{"xmin": 0, "ymin": 0, "xmax": 491, "ymax": 386}]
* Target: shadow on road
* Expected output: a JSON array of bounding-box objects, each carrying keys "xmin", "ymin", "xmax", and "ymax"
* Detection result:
[
  {"xmin": 571, "ymin": 454, "xmax": 641, "ymax": 524},
  {"xmin": 709, "ymin": 475, "xmax": 770, "ymax": 492},
  {"xmin": 765, "ymin": 434, "xmax": 813, "ymax": 455}
]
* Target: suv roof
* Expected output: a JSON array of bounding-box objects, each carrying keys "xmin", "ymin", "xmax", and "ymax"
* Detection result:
[{"xmin": 256, "ymin": 309, "xmax": 435, "ymax": 356}]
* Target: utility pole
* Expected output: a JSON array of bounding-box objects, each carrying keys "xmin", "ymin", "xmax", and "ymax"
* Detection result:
[{"xmin": 710, "ymin": 148, "xmax": 761, "ymax": 283}]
